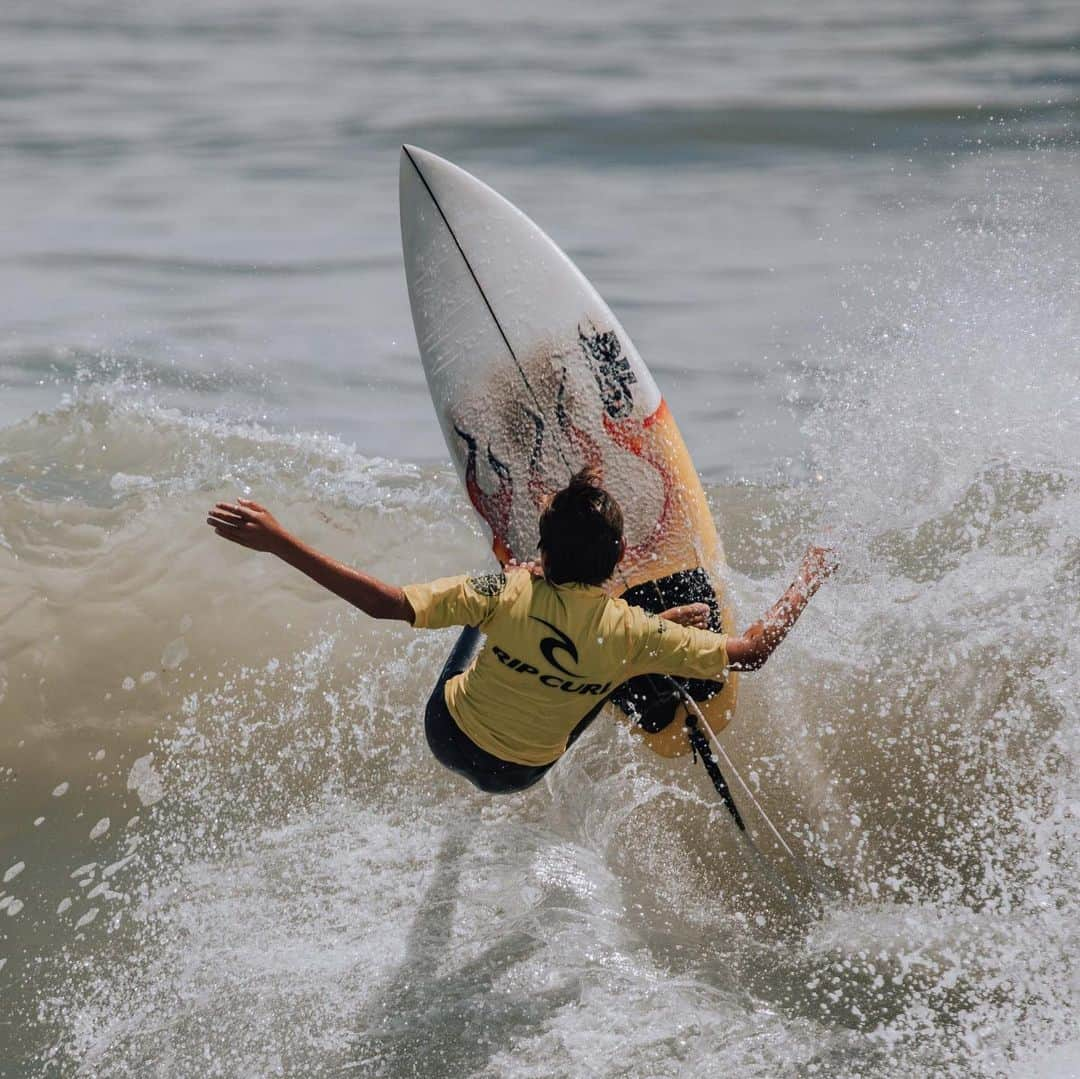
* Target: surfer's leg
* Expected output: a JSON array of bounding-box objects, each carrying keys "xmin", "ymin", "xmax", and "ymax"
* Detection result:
[
  {"xmin": 434, "ymin": 624, "xmax": 484, "ymax": 684},
  {"xmin": 423, "ymin": 628, "xmax": 550, "ymax": 794},
  {"xmin": 423, "ymin": 625, "xmax": 482, "ymax": 771},
  {"xmin": 424, "ymin": 696, "xmax": 550, "ymax": 794},
  {"xmin": 423, "ymin": 632, "xmax": 611, "ymax": 794}
]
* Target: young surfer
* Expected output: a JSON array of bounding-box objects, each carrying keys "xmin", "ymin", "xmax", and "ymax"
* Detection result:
[{"xmin": 207, "ymin": 469, "xmax": 835, "ymax": 794}]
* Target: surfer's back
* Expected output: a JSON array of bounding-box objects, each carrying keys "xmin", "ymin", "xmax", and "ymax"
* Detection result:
[{"xmin": 405, "ymin": 567, "xmax": 729, "ymax": 767}]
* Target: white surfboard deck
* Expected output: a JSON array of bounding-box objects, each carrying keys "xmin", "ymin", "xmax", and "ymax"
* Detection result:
[{"xmin": 399, "ymin": 144, "xmax": 685, "ymax": 574}]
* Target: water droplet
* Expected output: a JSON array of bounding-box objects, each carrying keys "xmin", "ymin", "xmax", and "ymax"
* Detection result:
[
  {"xmin": 75, "ymin": 907, "xmax": 98, "ymax": 929},
  {"xmin": 161, "ymin": 638, "xmax": 189, "ymax": 671}
]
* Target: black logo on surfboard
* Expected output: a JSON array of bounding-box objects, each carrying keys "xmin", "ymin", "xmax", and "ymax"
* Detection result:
[
  {"xmin": 529, "ymin": 616, "xmax": 580, "ymax": 676},
  {"xmin": 580, "ymin": 326, "xmax": 636, "ymax": 419}
]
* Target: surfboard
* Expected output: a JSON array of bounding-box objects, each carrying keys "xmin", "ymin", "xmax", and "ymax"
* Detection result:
[{"xmin": 399, "ymin": 145, "xmax": 737, "ymax": 757}]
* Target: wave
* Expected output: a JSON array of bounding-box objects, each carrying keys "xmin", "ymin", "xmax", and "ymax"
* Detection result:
[
  {"xmin": 0, "ymin": 357, "xmax": 1074, "ymax": 1075},
  {"xmin": 2, "ymin": 170, "xmax": 1079, "ymax": 1072}
]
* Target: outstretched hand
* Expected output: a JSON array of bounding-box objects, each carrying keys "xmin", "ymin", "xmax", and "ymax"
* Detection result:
[
  {"xmin": 206, "ymin": 498, "xmax": 290, "ymax": 553},
  {"xmin": 800, "ymin": 544, "xmax": 839, "ymax": 591}
]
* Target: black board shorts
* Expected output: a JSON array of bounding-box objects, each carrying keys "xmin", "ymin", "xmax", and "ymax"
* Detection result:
[{"xmin": 424, "ymin": 626, "xmax": 605, "ymax": 795}]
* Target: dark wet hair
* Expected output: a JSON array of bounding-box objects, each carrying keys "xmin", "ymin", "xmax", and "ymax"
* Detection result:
[{"xmin": 538, "ymin": 468, "xmax": 624, "ymax": 585}]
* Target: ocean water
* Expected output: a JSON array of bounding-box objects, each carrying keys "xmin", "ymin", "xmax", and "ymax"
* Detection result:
[{"xmin": 1, "ymin": 1, "xmax": 1079, "ymax": 1076}]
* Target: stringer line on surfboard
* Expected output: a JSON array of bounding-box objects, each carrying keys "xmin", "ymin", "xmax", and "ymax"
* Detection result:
[{"xmin": 401, "ymin": 145, "xmax": 573, "ymax": 473}]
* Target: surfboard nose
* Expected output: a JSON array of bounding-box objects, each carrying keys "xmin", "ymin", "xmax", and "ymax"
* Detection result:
[
  {"xmin": 400, "ymin": 144, "xmax": 475, "ymax": 204},
  {"xmin": 400, "ymin": 144, "xmax": 442, "ymax": 185},
  {"xmin": 399, "ymin": 146, "xmax": 435, "ymax": 239},
  {"xmin": 399, "ymin": 144, "xmax": 444, "ymax": 217},
  {"xmin": 399, "ymin": 144, "xmax": 489, "ymax": 251}
]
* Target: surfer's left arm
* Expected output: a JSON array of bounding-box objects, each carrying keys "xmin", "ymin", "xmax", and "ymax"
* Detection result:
[
  {"xmin": 725, "ymin": 545, "xmax": 837, "ymax": 671},
  {"xmin": 207, "ymin": 499, "xmax": 414, "ymax": 622}
]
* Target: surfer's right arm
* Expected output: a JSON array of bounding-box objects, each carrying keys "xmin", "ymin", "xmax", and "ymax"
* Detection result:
[
  {"xmin": 725, "ymin": 545, "xmax": 837, "ymax": 671},
  {"xmin": 627, "ymin": 545, "xmax": 837, "ymax": 679},
  {"xmin": 207, "ymin": 499, "xmax": 415, "ymax": 622}
]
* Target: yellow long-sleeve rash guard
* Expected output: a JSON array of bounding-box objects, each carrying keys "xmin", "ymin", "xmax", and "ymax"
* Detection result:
[{"xmin": 403, "ymin": 568, "xmax": 729, "ymax": 767}]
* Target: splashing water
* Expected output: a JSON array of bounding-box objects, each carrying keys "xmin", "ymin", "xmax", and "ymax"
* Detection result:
[{"xmin": 1, "ymin": 172, "xmax": 1078, "ymax": 1076}]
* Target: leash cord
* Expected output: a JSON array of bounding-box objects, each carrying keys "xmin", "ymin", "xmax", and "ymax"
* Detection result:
[{"xmin": 668, "ymin": 679, "xmax": 838, "ymax": 908}]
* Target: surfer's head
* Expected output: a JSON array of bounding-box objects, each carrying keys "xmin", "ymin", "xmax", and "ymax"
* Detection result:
[{"xmin": 538, "ymin": 467, "xmax": 624, "ymax": 586}]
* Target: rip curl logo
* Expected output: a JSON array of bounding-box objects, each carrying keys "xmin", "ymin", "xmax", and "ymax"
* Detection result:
[
  {"xmin": 491, "ymin": 642, "xmax": 610, "ymax": 697},
  {"xmin": 529, "ymin": 616, "xmax": 580, "ymax": 676}
]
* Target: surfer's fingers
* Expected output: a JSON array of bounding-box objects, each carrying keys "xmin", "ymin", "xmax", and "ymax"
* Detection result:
[
  {"xmin": 213, "ymin": 501, "xmax": 262, "ymax": 521},
  {"xmin": 210, "ymin": 519, "xmax": 243, "ymax": 536},
  {"xmin": 207, "ymin": 511, "xmax": 244, "ymax": 528},
  {"xmin": 685, "ymin": 602, "xmax": 710, "ymax": 627},
  {"xmin": 659, "ymin": 602, "xmax": 710, "ymax": 628},
  {"xmin": 212, "ymin": 503, "xmax": 251, "ymax": 522},
  {"xmin": 803, "ymin": 544, "xmax": 839, "ymax": 577},
  {"xmin": 214, "ymin": 525, "xmax": 255, "ymax": 547},
  {"xmin": 208, "ymin": 511, "xmax": 258, "ymax": 537},
  {"xmin": 508, "ymin": 558, "xmax": 543, "ymax": 577}
]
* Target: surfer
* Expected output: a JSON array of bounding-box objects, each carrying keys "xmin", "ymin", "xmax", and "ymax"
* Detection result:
[{"xmin": 207, "ymin": 469, "xmax": 835, "ymax": 794}]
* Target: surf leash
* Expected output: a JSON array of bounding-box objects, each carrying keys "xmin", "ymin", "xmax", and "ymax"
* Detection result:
[
  {"xmin": 685, "ymin": 712, "xmax": 746, "ymax": 831},
  {"xmin": 666, "ymin": 679, "xmax": 838, "ymax": 911}
]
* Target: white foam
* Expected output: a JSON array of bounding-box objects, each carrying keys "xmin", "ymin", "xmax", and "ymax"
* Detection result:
[
  {"xmin": 126, "ymin": 755, "xmax": 164, "ymax": 807},
  {"xmin": 109, "ymin": 472, "xmax": 153, "ymax": 492}
]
